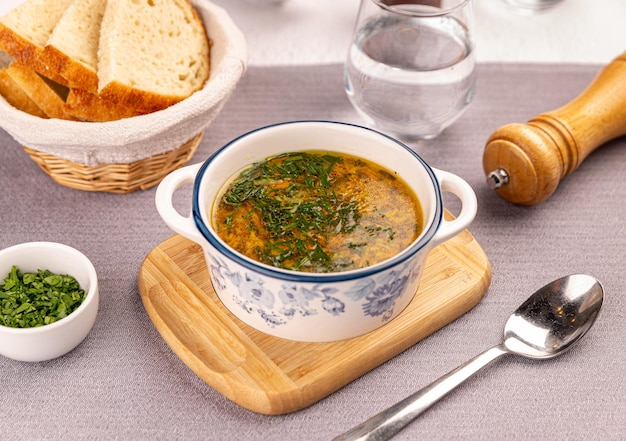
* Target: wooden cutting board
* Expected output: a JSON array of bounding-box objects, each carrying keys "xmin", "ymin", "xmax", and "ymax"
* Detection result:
[{"xmin": 138, "ymin": 227, "xmax": 491, "ymax": 415}]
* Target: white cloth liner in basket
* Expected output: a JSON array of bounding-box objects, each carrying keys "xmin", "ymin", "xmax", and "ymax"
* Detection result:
[{"xmin": 0, "ymin": 0, "xmax": 247, "ymax": 166}]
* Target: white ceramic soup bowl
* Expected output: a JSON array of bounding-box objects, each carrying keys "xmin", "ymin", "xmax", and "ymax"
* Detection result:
[
  {"xmin": 156, "ymin": 121, "xmax": 477, "ymax": 341},
  {"xmin": 0, "ymin": 242, "xmax": 99, "ymax": 362}
]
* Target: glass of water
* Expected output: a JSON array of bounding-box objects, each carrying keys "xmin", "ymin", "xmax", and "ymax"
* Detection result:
[{"xmin": 344, "ymin": 0, "xmax": 476, "ymax": 140}]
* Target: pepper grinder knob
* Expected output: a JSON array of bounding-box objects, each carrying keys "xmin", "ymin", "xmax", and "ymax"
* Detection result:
[{"xmin": 482, "ymin": 52, "xmax": 626, "ymax": 205}]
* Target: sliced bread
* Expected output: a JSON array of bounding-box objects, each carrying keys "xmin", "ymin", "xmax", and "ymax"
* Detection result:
[
  {"xmin": 0, "ymin": 0, "xmax": 74, "ymax": 83},
  {"xmin": 97, "ymin": 0, "xmax": 211, "ymax": 113},
  {"xmin": 40, "ymin": 0, "xmax": 107, "ymax": 94},
  {"xmin": 65, "ymin": 88, "xmax": 145, "ymax": 122},
  {"xmin": 0, "ymin": 67, "xmax": 47, "ymax": 118},
  {"xmin": 5, "ymin": 62, "xmax": 76, "ymax": 120}
]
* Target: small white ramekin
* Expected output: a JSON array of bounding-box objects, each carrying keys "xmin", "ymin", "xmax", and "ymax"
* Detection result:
[{"xmin": 0, "ymin": 242, "xmax": 99, "ymax": 362}]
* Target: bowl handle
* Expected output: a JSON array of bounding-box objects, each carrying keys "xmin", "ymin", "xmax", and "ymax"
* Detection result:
[
  {"xmin": 155, "ymin": 162, "xmax": 205, "ymax": 245},
  {"xmin": 430, "ymin": 169, "xmax": 477, "ymax": 248}
]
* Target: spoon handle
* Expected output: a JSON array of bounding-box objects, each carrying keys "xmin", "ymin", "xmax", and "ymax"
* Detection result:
[{"xmin": 333, "ymin": 344, "xmax": 509, "ymax": 441}]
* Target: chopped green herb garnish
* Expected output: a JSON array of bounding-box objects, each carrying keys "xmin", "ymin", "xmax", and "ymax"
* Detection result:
[
  {"xmin": 0, "ymin": 265, "xmax": 87, "ymax": 328},
  {"xmin": 221, "ymin": 152, "xmax": 359, "ymax": 272},
  {"xmin": 214, "ymin": 151, "xmax": 423, "ymax": 273}
]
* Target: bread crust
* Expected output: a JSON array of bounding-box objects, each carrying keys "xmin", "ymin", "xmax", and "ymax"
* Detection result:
[
  {"xmin": 5, "ymin": 62, "xmax": 76, "ymax": 120},
  {"xmin": 0, "ymin": 67, "xmax": 47, "ymax": 117},
  {"xmin": 98, "ymin": 80, "xmax": 186, "ymax": 114},
  {"xmin": 65, "ymin": 87, "xmax": 144, "ymax": 121},
  {"xmin": 40, "ymin": 45, "xmax": 99, "ymax": 94},
  {"xmin": 0, "ymin": 22, "xmax": 68, "ymax": 85}
]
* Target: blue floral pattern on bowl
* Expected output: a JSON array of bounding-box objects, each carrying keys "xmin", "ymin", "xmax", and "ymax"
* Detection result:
[{"xmin": 207, "ymin": 251, "xmax": 420, "ymax": 330}]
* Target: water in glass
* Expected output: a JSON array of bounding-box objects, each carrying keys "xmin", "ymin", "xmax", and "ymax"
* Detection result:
[{"xmin": 345, "ymin": 2, "xmax": 476, "ymax": 140}]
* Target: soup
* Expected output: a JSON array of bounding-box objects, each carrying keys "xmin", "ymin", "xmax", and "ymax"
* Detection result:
[{"xmin": 212, "ymin": 151, "xmax": 423, "ymax": 273}]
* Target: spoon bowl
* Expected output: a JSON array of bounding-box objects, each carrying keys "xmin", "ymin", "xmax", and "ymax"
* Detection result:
[
  {"xmin": 504, "ymin": 274, "xmax": 604, "ymax": 359},
  {"xmin": 334, "ymin": 274, "xmax": 604, "ymax": 441}
]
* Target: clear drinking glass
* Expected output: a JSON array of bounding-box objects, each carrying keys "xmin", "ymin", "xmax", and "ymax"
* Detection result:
[{"xmin": 344, "ymin": 0, "xmax": 476, "ymax": 140}]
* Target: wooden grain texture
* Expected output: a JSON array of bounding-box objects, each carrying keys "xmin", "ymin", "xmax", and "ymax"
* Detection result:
[
  {"xmin": 483, "ymin": 51, "xmax": 626, "ymax": 205},
  {"xmin": 138, "ymin": 228, "xmax": 491, "ymax": 415}
]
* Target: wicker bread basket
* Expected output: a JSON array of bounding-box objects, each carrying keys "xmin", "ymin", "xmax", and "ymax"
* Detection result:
[{"xmin": 0, "ymin": 0, "xmax": 247, "ymax": 193}]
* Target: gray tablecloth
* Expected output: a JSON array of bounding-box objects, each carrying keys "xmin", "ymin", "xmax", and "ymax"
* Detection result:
[{"xmin": 1, "ymin": 63, "xmax": 624, "ymax": 441}]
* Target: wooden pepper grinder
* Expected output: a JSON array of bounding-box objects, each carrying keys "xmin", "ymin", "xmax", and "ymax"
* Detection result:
[{"xmin": 482, "ymin": 52, "xmax": 626, "ymax": 205}]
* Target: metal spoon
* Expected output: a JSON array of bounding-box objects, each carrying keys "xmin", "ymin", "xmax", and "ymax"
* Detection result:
[{"xmin": 334, "ymin": 274, "xmax": 604, "ymax": 441}]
